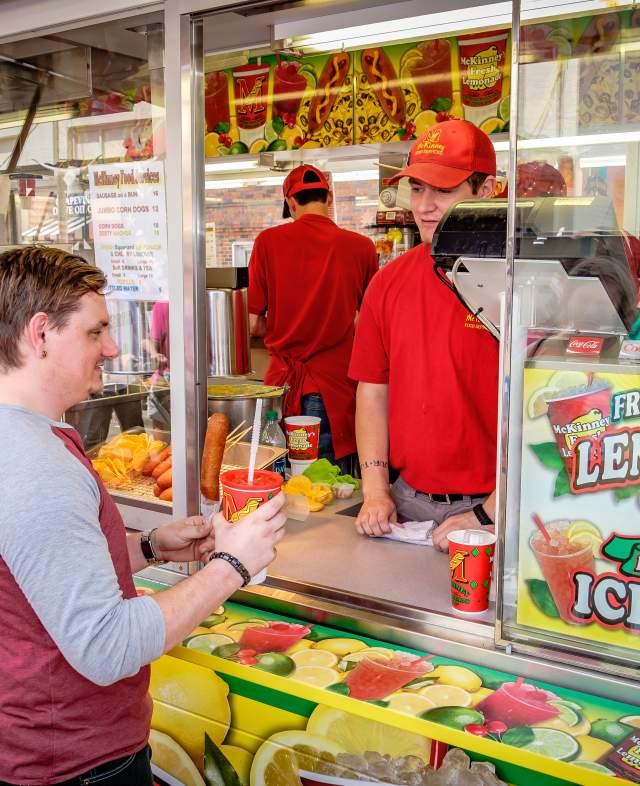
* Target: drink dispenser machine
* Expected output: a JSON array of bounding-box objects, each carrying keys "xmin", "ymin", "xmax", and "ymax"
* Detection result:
[{"xmin": 206, "ymin": 267, "xmax": 251, "ymax": 377}]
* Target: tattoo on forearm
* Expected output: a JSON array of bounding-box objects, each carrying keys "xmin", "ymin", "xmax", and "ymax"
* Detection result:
[{"xmin": 360, "ymin": 459, "xmax": 388, "ymax": 470}]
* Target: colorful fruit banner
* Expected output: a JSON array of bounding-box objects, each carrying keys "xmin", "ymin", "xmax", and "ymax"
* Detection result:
[
  {"xmin": 135, "ymin": 579, "xmax": 640, "ymax": 785},
  {"xmin": 520, "ymin": 9, "xmax": 640, "ymax": 135},
  {"xmin": 203, "ymin": 31, "xmax": 511, "ymax": 157},
  {"xmin": 517, "ymin": 365, "xmax": 640, "ymax": 654}
]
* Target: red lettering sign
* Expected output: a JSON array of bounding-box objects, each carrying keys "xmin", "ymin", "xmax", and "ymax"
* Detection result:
[{"xmin": 566, "ymin": 337, "xmax": 603, "ymax": 355}]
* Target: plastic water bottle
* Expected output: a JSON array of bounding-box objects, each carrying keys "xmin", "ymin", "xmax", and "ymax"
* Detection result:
[{"xmin": 261, "ymin": 409, "xmax": 287, "ymax": 479}]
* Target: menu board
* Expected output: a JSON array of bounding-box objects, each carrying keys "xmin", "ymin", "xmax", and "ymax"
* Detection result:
[
  {"xmin": 89, "ymin": 161, "xmax": 168, "ymax": 300},
  {"xmin": 203, "ymin": 29, "xmax": 511, "ymax": 157},
  {"xmin": 517, "ymin": 365, "xmax": 640, "ymax": 655}
]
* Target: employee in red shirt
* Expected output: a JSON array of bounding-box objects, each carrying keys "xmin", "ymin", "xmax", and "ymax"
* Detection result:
[
  {"xmin": 349, "ymin": 120, "xmax": 498, "ymax": 549},
  {"xmin": 249, "ymin": 165, "xmax": 378, "ymax": 470}
]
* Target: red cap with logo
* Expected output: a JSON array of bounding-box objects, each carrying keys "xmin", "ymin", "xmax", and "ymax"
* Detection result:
[
  {"xmin": 389, "ymin": 120, "xmax": 496, "ymax": 188},
  {"xmin": 283, "ymin": 164, "xmax": 330, "ymax": 198}
]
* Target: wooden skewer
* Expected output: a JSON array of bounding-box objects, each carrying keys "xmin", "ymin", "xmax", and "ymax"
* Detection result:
[
  {"xmin": 225, "ymin": 420, "xmax": 247, "ymax": 442},
  {"xmin": 224, "ymin": 426, "xmax": 252, "ymax": 451}
]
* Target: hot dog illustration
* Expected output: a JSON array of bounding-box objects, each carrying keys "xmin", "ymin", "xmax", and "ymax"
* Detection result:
[
  {"xmin": 308, "ymin": 52, "xmax": 351, "ymax": 133},
  {"xmin": 361, "ymin": 48, "xmax": 406, "ymax": 125}
]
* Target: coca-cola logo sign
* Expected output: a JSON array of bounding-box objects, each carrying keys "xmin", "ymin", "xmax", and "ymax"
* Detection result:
[
  {"xmin": 620, "ymin": 340, "xmax": 640, "ymax": 358},
  {"xmin": 566, "ymin": 337, "xmax": 603, "ymax": 355}
]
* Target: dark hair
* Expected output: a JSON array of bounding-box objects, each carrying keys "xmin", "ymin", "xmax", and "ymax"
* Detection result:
[
  {"xmin": 282, "ymin": 187, "xmax": 330, "ymax": 219},
  {"xmin": 282, "ymin": 169, "xmax": 330, "ymax": 218},
  {"xmin": 0, "ymin": 245, "xmax": 106, "ymax": 370},
  {"xmin": 466, "ymin": 172, "xmax": 490, "ymax": 195}
]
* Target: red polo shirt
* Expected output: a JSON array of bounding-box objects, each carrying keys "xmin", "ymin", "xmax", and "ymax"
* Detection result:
[
  {"xmin": 249, "ymin": 214, "xmax": 378, "ymax": 458},
  {"xmin": 349, "ymin": 243, "xmax": 499, "ymax": 493}
]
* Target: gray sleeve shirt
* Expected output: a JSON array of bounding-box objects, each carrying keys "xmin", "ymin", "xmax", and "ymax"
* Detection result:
[{"xmin": 0, "ymin": 405, "xmax": 165, "ymax": 686}]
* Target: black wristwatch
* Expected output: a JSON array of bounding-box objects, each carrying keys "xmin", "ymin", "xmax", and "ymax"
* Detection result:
[
  {"xmin": 472, "ymin": 503, "xmax": 494, "ymax": 527},
  {"xmin": 140, "ymin": 529, "xmax": 164, "ymax": 564}
]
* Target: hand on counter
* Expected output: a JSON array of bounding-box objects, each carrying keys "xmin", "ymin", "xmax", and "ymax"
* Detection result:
[
  {"xmin": 355, "ymin": 491, "xmax": 397, "ymax": 537},
  {"xmin": 154, "ymin": 516, "xmax": 215, "ymax": 562},
  {"xmin": 210, "ymin": 491, "xmax": 287, "ymax": 577},
  {"xmin": 431, "ymin": 510, "xmax": 484, "ymax": 552}
]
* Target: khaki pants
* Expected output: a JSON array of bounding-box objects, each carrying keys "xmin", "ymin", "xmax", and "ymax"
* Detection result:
[{"xmin": 391, "ymin": 475, "xmax": 489, "ymax": 525}]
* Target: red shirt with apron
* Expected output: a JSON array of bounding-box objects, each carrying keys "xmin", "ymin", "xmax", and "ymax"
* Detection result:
[{"xmin": 249, "ymin": 213, "xmax": 378, "ymax": 458}]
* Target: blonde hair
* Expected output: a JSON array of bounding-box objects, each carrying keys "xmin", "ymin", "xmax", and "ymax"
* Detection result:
[{"xmin": 0, "ymin": 245, "xmax": 106, "ymax": 370}]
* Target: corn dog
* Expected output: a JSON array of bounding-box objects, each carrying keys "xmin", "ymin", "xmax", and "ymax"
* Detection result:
[{"xmin": 200, "ymin": 413, "xmax": 229, "ymax": 501}]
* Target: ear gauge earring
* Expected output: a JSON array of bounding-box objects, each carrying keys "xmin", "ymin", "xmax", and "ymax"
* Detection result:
[{"xmin": 41, "ymin": 349, "xmax": 47, "ymax": 359}]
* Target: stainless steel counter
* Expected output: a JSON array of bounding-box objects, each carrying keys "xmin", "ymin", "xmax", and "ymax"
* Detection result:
[{"xmin": 266, "ymin": 495, "xmax": 495, "ymax": 640}]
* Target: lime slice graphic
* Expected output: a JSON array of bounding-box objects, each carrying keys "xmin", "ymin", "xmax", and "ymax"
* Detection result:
[
  {"xmin": 254, "ymin": 653, "xmax": 295, "ymax": 676},
  {"xmin": 549, "ymin": 701, "xmax": 581, "ymax": 727},
  {"xmin": 420, "ymin": 706, "xmax": 483, "ymax": 730},
  {"xmin": 498, "ymin": 95, "xmax": 510, "ymax": 121},
  {"xmin": 574, "ymin": 761, "xmax": 613, "ymax": 773},
  {"xmin": 185, "ymin": 633, "xmax": 235, "ymax": 653},
  {"xmin": 229, "ymin": 141, "xmax": 249, "ymax": 155},
  {"xmin": 263, "ymin": 122, "xmax": 279, "ymax": 144},
  {"xmin": 299, "ymin": 65, "xmax": 317, "ymax": 89},
  {"xmin": 504, "ymin": 728, "xmax": 580, "ymax": 761},
  {"xmin": 591, "ymin": 719, "xmax": 634, "ymax": 745}
]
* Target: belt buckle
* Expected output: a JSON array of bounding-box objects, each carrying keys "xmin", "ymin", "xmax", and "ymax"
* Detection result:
[{"xmin": 427, "ymin": 493, "xmax": 452, "ymax": 504}]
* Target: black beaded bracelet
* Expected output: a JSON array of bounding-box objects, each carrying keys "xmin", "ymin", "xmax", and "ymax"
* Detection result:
[
  {"xmin": 472, "ymin": 503, "xmax": 494, "ymax": 527},
  {"xmin": 210, "ymin": 551, "xmax": 251, "ymax": 586}
]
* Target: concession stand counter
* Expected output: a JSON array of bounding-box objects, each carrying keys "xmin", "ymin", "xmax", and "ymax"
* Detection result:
[{"xmin": 2, "ymin": 0, "xmax": 640, "ymax": 784}]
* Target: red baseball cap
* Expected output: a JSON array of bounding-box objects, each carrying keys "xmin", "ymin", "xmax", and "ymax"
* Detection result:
[
  {"xmin": 389, "ymin": 120, "xmax": 496, "ymax": 188},
  {"xmin": 283, "ymin": 164, "xmax": 330, "ymax": 199}
]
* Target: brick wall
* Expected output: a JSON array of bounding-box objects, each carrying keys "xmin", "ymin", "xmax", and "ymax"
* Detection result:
[{"xmin": 206, "ymin": 179, "xmax": 379, "ymax": 266}]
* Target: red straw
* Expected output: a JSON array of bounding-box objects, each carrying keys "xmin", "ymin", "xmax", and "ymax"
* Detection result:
[
  {"xmin": 276, "ymin": 52, "xmax": 281, "ymax": 66},
  {"xmin": 429, "ymin": 739, "xmax": 449, "ymax": 769},
  {"xmin": 586, "ymin": 371, "xmax": 594, "ymax": 387},
  {"xmin": 532, "ymin": 513, "xmax": 551, "ymax": 543}
]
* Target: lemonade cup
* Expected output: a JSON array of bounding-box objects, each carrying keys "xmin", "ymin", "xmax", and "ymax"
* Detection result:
[
  {"xmin": 530, "ymin": 522, "xmax": 595, "ymax": 624},
  {"xmin": 239, "ymin": 621, "xmax": 311, "ymax": 653},
  {"xmin": 545, "ymin": 381, "xmax": 612, "ymax": 476},
  {"xmin": 220, "ymin": 468, "xmax": 284, "ymax": 584},
  {"xmin": 344, "ymin": 654, "xmax": 432, "ymax": 701},
  {"xmin": 285, "ymin": 416, "xmax": 321, "ymax": 460},
  {"xmin": 448, "ymin": 529, "xmax": 496, "ymax": 614}
]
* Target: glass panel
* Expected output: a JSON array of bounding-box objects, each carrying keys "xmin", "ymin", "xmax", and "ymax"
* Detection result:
[
  {"xmin": 500, "ymin": 1, "xmax": 640, "ymax": 669},
  {"xmin": 0, "ymin": 13, "xmax": 171, "ymax": 509},
  {"xmin": 198, "ymin": 3, "xmax": 510, "ymax": 619}
]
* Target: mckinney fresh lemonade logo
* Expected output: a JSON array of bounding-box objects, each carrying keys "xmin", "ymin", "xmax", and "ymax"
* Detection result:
[
  {"xmin": 557, "ymin": 407, "xmax": 610, "ymax": 453},
  {"xmin": 288, "ymin": 427, "xmax": 312, "ymax": 452},
  {"xmin": 461, "ymin": 45, "xmax": 503, "ymax": 91}
]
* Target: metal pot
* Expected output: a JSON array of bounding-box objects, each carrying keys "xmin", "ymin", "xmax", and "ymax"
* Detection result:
[
  {"xmin": 103, "ymin": 300, "xmax": 158, "ymax": 375},
  {"xmin": 207, "ymin": 380, "xmax": 286, "ymax": 432},
  {"xmin": 206, "ymin": 288, "xmax": 251, "ymax": 377}
]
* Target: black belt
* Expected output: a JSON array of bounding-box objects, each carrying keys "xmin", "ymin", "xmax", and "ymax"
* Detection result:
[{"xmin": 420, "ymin": 492, "xmax": 489, "ymax": 504}]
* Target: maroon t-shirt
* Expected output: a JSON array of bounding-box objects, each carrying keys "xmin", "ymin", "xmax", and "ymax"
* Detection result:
[{"xmin": 0, "ymin": 426, "xmax": 152, "ymax": 784}]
